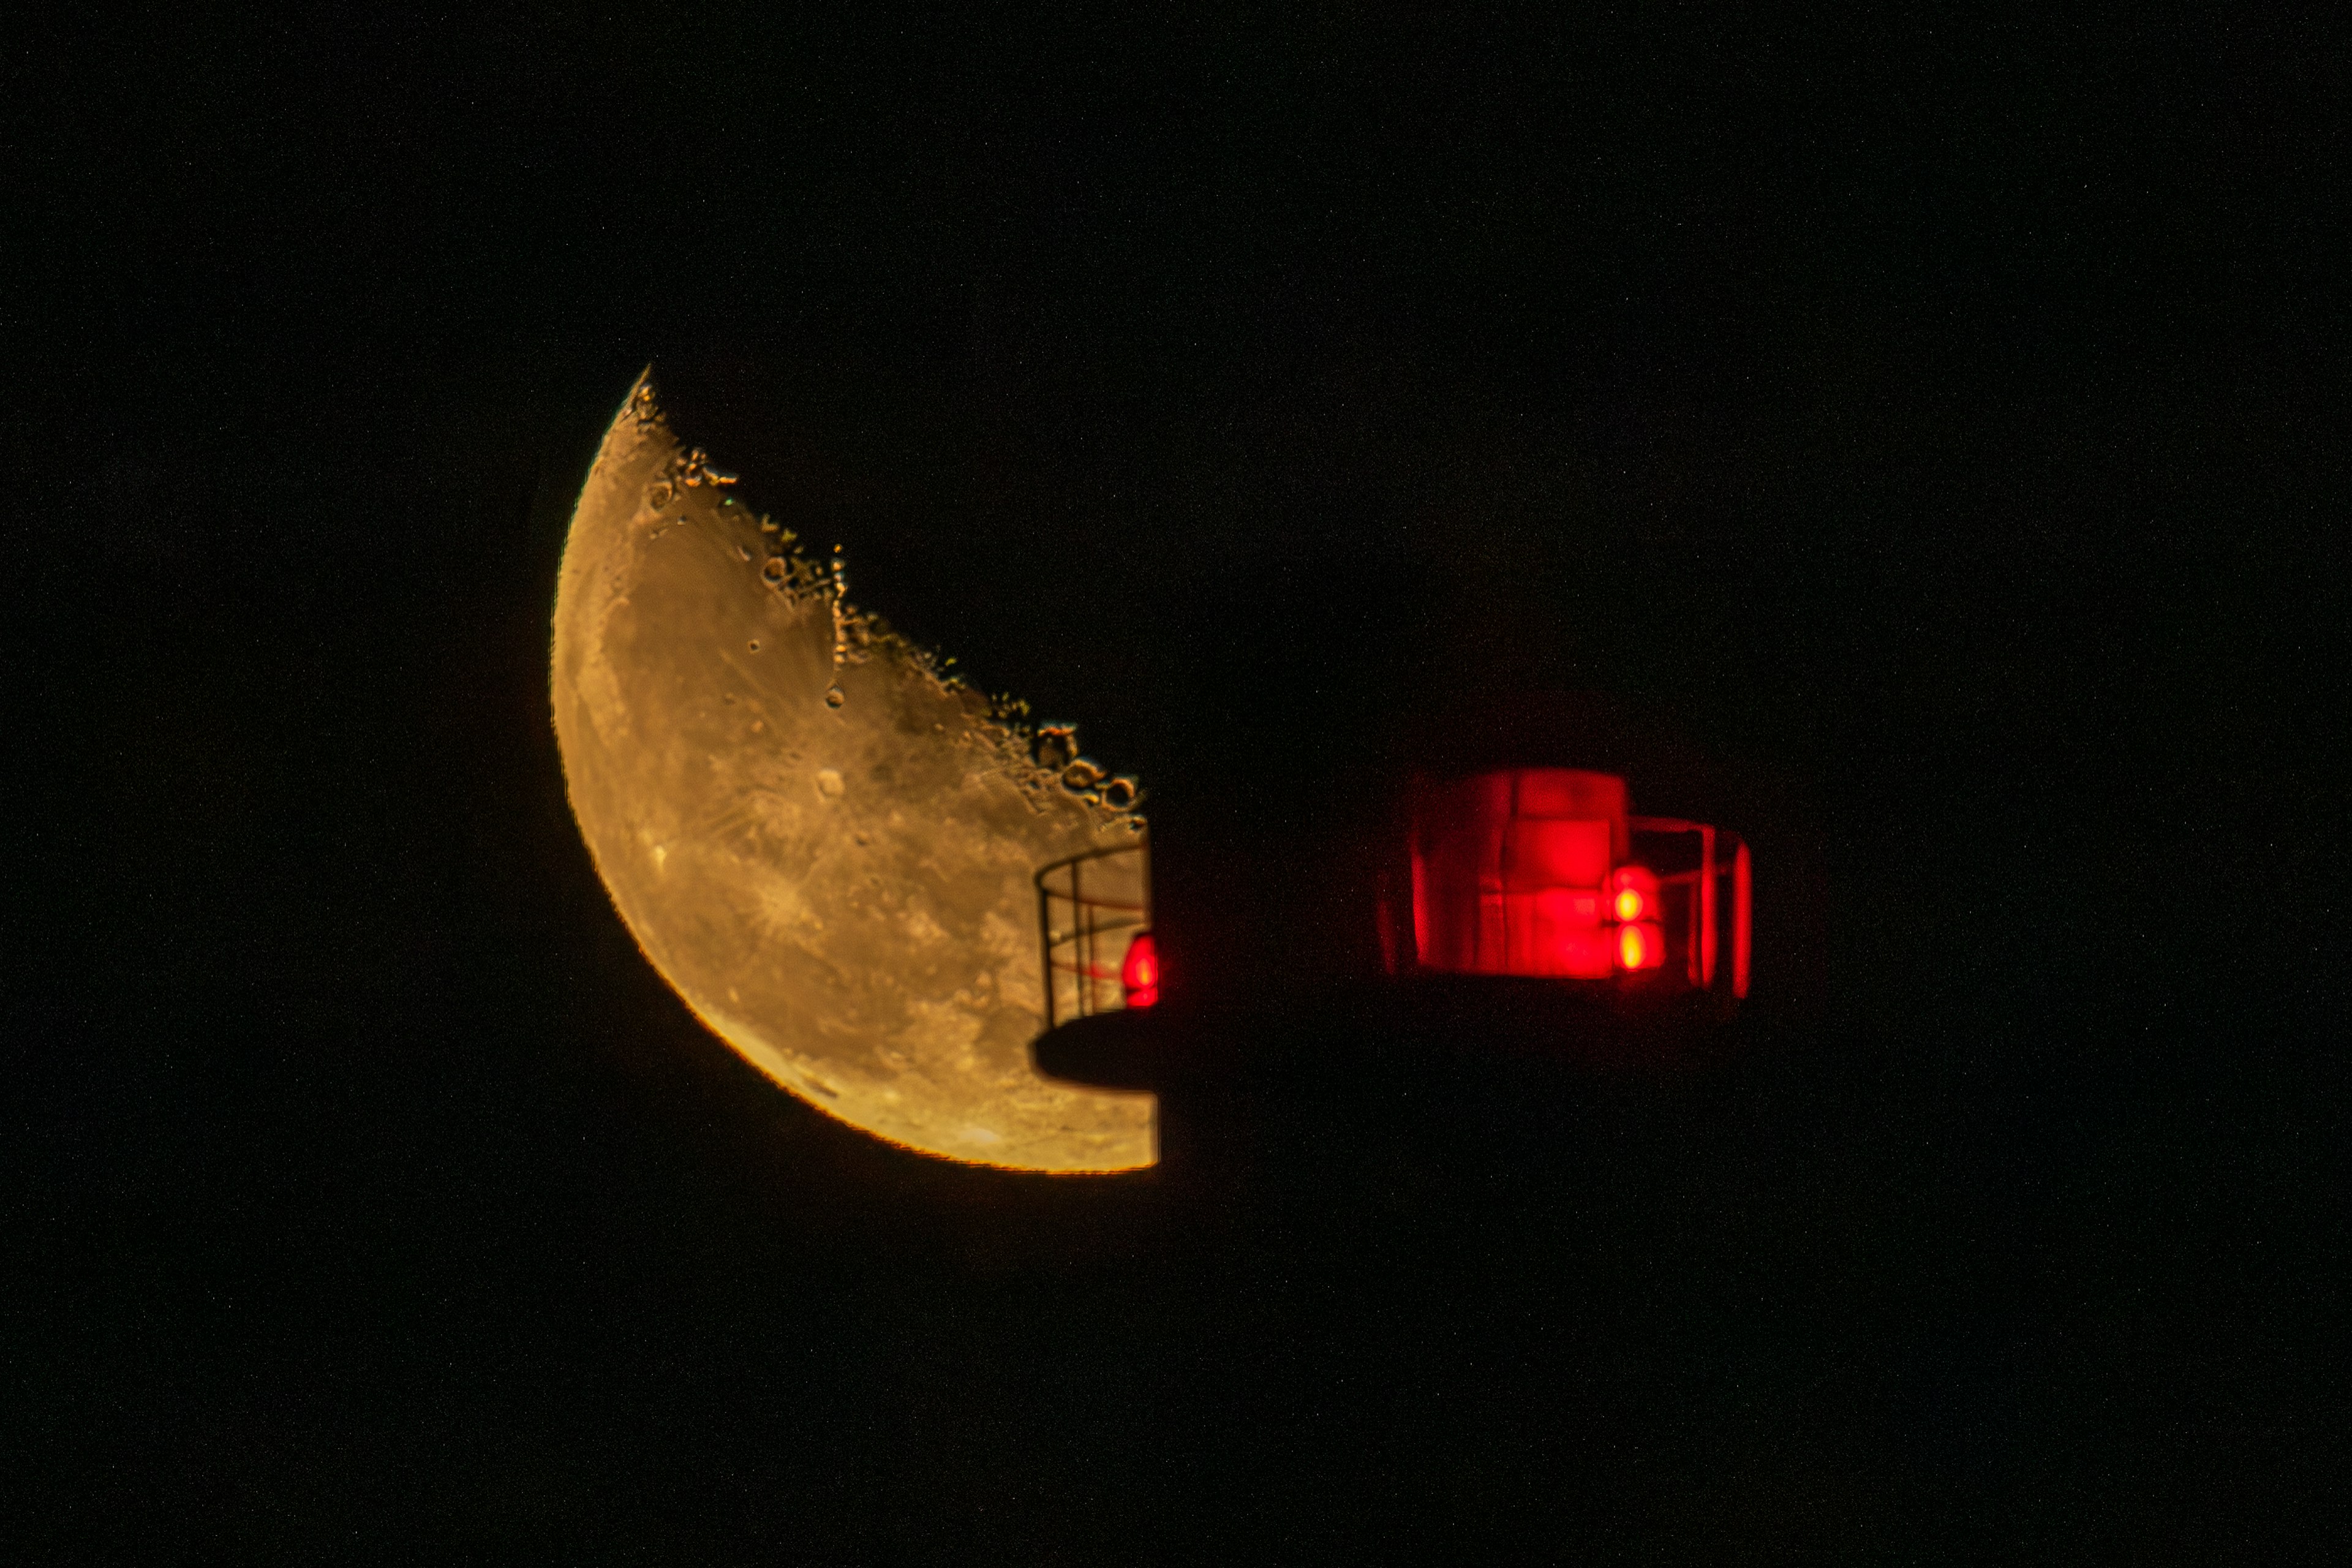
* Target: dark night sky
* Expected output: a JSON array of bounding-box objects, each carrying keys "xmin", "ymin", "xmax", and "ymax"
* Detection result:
[{"xmin": 7, "ymin": 8, "xmax": 2342, "ymax": 1559}]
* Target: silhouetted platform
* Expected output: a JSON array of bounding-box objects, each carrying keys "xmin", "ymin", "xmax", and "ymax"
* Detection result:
[{"xmin": 1036, "ymin": 979, "xmax": 1747, "ymax": 1214}]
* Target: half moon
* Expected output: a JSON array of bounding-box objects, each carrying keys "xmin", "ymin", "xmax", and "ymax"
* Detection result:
[{"xmin": 550, "ymin": 374, "xmax": 1155, "ymax": 1170}]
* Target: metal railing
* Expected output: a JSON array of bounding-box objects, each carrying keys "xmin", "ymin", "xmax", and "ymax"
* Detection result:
[{"xmin": 1035, "ymin": 843, "xmax": 1151, "ymax": 1028}]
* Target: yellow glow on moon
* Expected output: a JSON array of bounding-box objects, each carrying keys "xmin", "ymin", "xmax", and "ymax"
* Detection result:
[{"xmin": 551, "ymin": 374, "xmax": 1154, "ymax": 1170}]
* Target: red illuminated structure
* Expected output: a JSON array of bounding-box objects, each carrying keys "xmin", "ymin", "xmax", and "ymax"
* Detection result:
[
  {"xmin": 1036, "ymin": 844, "xmax": 1157, "ymax": 1028},
  {"xmin": 1383, "ymin": 769, "xmax": 1749, "ymax": 1010},
  {"xmin": 1032, "ymin": 760, "xmax": 1754, "ymax": 1200},
  {"xmin": 1038, "ymin": 768, "xmax": 1747, "ymax": 1034}
]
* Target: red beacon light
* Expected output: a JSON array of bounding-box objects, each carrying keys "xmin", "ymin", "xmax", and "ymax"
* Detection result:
[
  {"xmin": 1610, "ymin": 865, "xmax": 1659, "ymax": 924},
  {"xmin": 1120, "ymin": 931, "xmax": 1161, "ymax": 1009},
  {"xmin": 1387, "ymin": 768, "xmax": 1749, "ymax": 1009}
]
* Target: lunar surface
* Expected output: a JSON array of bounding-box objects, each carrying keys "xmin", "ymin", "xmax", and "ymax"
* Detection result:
[{"xmin": 551, "ymin": 374, "xmax": 1155, "ymax": 1170}]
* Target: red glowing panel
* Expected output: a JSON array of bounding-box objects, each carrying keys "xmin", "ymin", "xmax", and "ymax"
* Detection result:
[
  {"xmin": 1698, "ymin": 825, "xmax": 1717, "ymax": 987},
  {"xmin": 1499, "ymin": 889, "xmax": 1615, "ymax": 977},
  {"xmin": 1618, "ymin": 921, "xmax": 1664, "ymax": 971},
  {"xmin": 1410, "ymin": 769, "xmax": 1632, "ymax": 978},
  {"xmin": 1504, "ymin": 818, "xmax": 1612, "ymax": 890},
  {"xmin": 1536, "ymin": 887, "xmax": 1604, "ymax": 926},
  {"xmin": 1120, "ymin": 931, "xmax": 1159, "ymax": 1009},
  {"xmin": 1541, "ymin": 921, "xmax": 1617, "ymax": 979},
  {"xmin": 1513, "ymin": 769, "xmax": 1629, "ymax": 839}
]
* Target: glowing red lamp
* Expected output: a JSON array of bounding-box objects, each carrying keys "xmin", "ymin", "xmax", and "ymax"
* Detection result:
[
  {"xmin": 1121, "ymin": 931, "xmax": 1161, "ymax": 1009},
  {"xmin": 1397, "ymin": 768, "xmax": 1749, "ymax": 1004}
]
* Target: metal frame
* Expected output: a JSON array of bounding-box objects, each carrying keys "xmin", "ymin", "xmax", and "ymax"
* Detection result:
[{"xmin": 1035, "ymin": 843, "xmax": 1152, "ymax": 1029}]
